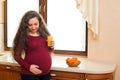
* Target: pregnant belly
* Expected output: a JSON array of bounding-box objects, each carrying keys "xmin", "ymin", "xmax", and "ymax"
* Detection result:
[{"xmin": 25, "ymin": 53, "xmax": 52, "ymax": 75}]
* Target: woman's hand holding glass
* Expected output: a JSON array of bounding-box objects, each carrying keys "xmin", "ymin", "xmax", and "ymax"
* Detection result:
[{"xmin": 47, "ymin": 36, "xmax": 54, "ymax": 48}]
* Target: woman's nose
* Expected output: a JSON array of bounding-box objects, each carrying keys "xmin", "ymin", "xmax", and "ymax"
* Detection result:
[{"xmin": 31, "ymin": 25, "xmax": 36, "ymax": 29}]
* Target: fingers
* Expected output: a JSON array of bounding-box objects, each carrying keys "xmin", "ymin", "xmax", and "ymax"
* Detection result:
[
  {"xmin": 47, "ymin": 40, "xmax": 55, "ymax": 47},
  {"xmin": 34, "ymin": 65, "xmax": 39, "ymax": 68},
  {"xmin": 51, "ymin": 40, "xmax": 55, "ymax": 47},
  {"xmin": 30, "ymin": 64, "xmax": 42, "ymax": 75}
]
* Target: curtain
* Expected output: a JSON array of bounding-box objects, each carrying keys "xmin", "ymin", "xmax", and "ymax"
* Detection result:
[{"xmin": 75, "ymin": 0, "xmax": 99, "ymax": 39}]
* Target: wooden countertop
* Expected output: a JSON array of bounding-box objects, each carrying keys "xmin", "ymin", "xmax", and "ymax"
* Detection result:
[{"xmin": 0, "ymin": 51, "xmax": 116, "ymax": 74}]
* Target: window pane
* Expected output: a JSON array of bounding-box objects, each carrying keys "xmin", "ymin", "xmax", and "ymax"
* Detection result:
[
  {"xmin": 7, "ymin": 0, "xmax": 39, "ymax": 47},
  {"xmin": 47, "ymin": 0, "xmax": 86, "ymax": 51}
]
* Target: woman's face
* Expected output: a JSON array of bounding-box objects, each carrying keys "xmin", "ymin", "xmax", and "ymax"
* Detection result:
[{"xmin": 28, "ymin": 17, "xmax": 39, "ymax": 34}]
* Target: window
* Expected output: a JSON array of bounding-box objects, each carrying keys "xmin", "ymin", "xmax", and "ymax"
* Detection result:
[
  {"xmin": 47, "ymin": 0, "xmax": 87, "ymax": 55},
  {"xmin": 4, "ymin": 0, "xmax": 39, "ymax": 50},
  {"xmin": 4, "ymin": 0, "xmax": 87, "ymax": 56}
]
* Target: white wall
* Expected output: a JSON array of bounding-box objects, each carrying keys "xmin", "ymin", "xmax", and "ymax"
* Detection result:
[
  {"xmin": 0, "ymin": 0, "xmax": 4, "ymax": 23},
  {"xmin": 0, "ymin": 0, "xmax": 4, "ymax": 52},
  {"xmin": 88, "ymin": 0, "xmax": 120, "ymax": 80}
]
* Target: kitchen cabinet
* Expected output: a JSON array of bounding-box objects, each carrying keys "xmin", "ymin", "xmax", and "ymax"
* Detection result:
[
  {"xmin": 50, "ymin": 70, "xmax": 85, "ymax": 80},
  {"xmin": 86, "ymin": 73, "xmax": 113, "ymax": 80},
  {"xmin": 0, "ymin": 64, "xmax": 21, "ymax": 80},
  {"xmin": 50, "ymin": 70, "xmax": 114, "ymax": 80},
  {"xmin": 0, "ymin": 52, "xmax": 116, "ymax": 80},
  {"xmin": 0, "ymin": 64, "xmax": 115, "ymax": 80},
  {"xmin": 0, "ymin": 65, "xmax": 86, "ymax": 80}
]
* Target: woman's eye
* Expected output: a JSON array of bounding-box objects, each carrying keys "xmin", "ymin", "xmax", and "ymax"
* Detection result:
[
  {"xmin": 34, "ymin": 23, "xmax": 38, "ymax": 26},
  {"xmin": 28, "ymin": 24, "xmax": 32, "ymax": 26}
]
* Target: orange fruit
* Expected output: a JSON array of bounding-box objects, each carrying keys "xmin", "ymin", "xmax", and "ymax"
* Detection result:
[
  {"xmin": 66, "ymin": 58, "xmax": 71, "ymax": 63},
  {"xmin": 72, "ymin": 57, "xmax": 78, "ymax": 61},
  {"xmin": 66, "ymin": 57, "xmax": 80, "ymax": 67}
]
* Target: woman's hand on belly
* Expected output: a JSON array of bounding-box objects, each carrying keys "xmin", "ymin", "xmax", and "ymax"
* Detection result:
[{"xmin": 29, "ymin": 64, "xmax": 42, "ymax": 75}]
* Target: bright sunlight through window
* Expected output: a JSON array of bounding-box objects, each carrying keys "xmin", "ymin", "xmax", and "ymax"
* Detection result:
[{"xmin": 47, "ymin": 0, "xmax": 86, "ymax": 51}]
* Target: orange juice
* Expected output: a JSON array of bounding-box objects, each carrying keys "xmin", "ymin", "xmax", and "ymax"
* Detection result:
[{"xmin": 47, "ymin": 36, "xmax": 53, "ymax": 47}]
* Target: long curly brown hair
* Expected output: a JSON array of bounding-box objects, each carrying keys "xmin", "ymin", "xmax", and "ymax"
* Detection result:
[{"xmin": 12, "ymin": 10, "xmax": 50, "ymax": 60}]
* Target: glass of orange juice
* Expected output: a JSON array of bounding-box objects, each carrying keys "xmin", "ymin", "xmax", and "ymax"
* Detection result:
[{"xmin": 47, "ymin": 36, "xmax": 53, "ymax": 47}]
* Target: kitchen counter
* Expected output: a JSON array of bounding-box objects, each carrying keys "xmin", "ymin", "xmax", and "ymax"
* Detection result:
[{"xmin": 0, "ymin": 51, "xmax": 116, "ymax": 74}]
